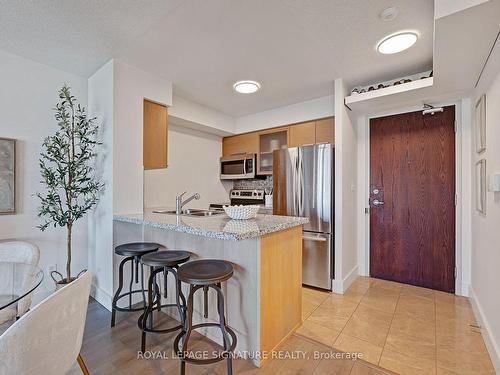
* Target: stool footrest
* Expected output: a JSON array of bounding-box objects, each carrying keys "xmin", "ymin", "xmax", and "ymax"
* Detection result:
[
  {"xmin": 174, "ymin": 323, "xmax": 237, "ymax": 365},
  {"xmin": 113, "ymin": 290, "xmax": 147, "ymax": 312},
  {"xmin": 137, "ymin": 303, "xmax": 185, "ymax": 334}
]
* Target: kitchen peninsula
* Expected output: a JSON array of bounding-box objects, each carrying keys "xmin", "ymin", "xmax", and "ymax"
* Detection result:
[{"xmin": 113, "ymin": 210, "xmax": 308, "ymax": 367}]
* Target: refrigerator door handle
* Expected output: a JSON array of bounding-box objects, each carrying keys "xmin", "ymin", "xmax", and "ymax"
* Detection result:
[{"xmin": 302, "ymin": 234, "xmax": 327, "ymax": 242}]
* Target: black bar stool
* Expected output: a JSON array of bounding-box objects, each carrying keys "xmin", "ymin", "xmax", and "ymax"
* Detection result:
[
  {"xmin": 174, "ymin": 259, "xmax": 237, "ymax": 375},
  {"xmin": 110, "ymin": 242, "xmax": 160, "ymax": 327},
  {"xmin": 138, "ymin": 250, "xmax": 191, "ymax": 352}
]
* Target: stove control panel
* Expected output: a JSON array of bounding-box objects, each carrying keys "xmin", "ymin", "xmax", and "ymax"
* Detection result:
[{"xmin": 230, "ymin": 189, "xmax": 264, "ymax": 200}]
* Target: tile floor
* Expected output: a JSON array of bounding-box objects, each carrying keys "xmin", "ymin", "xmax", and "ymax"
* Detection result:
[{"xmin": 298, "ymin": 277, "xmax": 495, "ymax": 375}]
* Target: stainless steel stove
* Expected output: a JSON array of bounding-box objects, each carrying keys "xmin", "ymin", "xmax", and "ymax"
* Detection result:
[{"xmin": 209, "ymin": 189, "xmax": 265, "ymax": 211}]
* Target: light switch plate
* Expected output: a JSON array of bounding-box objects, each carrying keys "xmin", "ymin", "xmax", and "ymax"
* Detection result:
[{"xmin": 489, "ymin": 172, "xmax": 500, "ymax": 192}]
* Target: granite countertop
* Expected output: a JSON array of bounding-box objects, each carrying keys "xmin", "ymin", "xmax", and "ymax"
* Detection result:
[{"xmin": 113, "ymin": 209, "xmax": 308, "ymax": 241}]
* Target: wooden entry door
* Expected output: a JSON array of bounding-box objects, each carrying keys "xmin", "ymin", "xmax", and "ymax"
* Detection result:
[{"xmin": 369, "ymin": 106, "xmax": 456, "ymax": 293}]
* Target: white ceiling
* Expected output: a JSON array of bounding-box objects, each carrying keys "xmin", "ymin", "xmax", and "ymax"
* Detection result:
[{"xmin": 0, "ymin": 0, "xmax": 434, "ymax": 116}]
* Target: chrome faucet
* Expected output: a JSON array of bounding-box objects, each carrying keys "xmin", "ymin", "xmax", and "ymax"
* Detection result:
[{"xmin": 175, "ymin": 191, "xmax": 200, "ymax": 214}]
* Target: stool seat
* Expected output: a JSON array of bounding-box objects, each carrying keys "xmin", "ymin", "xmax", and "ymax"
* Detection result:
[
  {"xmin": 178, "ymin": 259, "xmax": 233, "ymax": 285},
  {"xmin": 114, "ymin": 242, "xmax": 159, "ymax": 256},
  {"xmin": 141, "ymin": 250, "xmax": 191, "ymax": 267}
]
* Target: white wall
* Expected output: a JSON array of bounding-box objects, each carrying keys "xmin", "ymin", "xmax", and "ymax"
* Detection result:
[
  {"xmin": 169, "ymin": 95, "xmax": 236, "ymax": 135},
  {"xmin": 469, "ymin": 39, "xmax": 500, "ymax": 373},
  {"xmin": 87, "ymin": 60, "xmax": 114, "ymax": 308},
  {"xmin": 144, "ymin": 125, "xmax": 229, "ymax": 209},
  {"xmin": 236, "ymin": 95, "xmax": 334, "ymax": 133},
  {"xmin": 0, "ymin": 49, "xmax": 88, "ymax": 295},
  {"xmin": 434, "ymin": 0, "xmax": 490, "ymax": 18},
  {"xmin": 333, "ymin": 79, "xmax": 358, "ymax": 293},
  {"xmin": 86, "ymin": 59, "xmax": 174, "ymax": 308},
  {"xmin": 113, "ymin": 60, "xmax": 172, "ymax": 215}
]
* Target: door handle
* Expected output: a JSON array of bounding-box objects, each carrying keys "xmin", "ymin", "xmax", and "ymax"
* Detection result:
[
  {"xmin": 372, "ymin": 199, "xmax": 384, "ymax": 206},
  {"xmin": 302, "ymin": 234, "xmax": 327, "ymax": 242}
]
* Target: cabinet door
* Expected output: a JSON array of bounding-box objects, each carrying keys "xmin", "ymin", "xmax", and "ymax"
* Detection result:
[
  {"xmin": 222, "ymin": 132, "xmax": 259, "ymax": 156},
  {"xmin": 143, "ymin": 100, "xmax": 168, "ymax": 170},
  {"xmin": 257, "ymin": 127, "xmax": 289, "ymax": 175},
  {"xmin": 289, "ymin": 121, "xmax": 316, "ymax": 147},
  {"xmin": 315, "ymin": 117, "xmax": 335, "ymax": 144}
]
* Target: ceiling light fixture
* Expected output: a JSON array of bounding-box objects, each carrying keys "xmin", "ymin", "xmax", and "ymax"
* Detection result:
[
  {"xmin": 377, "ymin": 32, "xmax": 418, "ymax": 54},
  {"xmin": 233, "ymin": 80, "xmax": 261, "ymax": 94}
]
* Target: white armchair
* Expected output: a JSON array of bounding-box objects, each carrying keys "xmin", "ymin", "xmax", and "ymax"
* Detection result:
[
  {"xmin": 0, "ymin": 241, "xmax": 40, "ymax": 323},
  {"xmin": 0, "ymin": 271, "xmax": 91, "ymax": 375}
]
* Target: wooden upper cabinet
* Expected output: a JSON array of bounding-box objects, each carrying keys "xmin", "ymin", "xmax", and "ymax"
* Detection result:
[
  {"xmin": 222, "ymin": 132, "xmax": 259, "ymax": 156},
  {"xmin": 289, "ymin": 121, "xmax": 316, "ymax": 147},
  {"xmin": 315, "ymin": 117, "xmax": 335, "ymax": 144},
  {"xmin": 143, "ymin": 99, "xmax": 168, "ymax": 170}
]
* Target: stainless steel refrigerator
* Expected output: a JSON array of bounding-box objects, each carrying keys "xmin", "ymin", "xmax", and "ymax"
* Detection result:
[{"xmin": 273, "ymin": 144, "xmax": 334, "ymax": 290}]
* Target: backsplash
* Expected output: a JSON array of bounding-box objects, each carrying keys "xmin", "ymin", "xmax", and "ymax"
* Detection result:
[{"xmin": 234, "ymin": 176, "xmax": 273, "ymax": 190}]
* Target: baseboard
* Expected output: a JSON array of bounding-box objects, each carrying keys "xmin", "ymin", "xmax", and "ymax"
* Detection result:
[
  {"xmin": 91, "ymin": 283, "xmax": 113, "ymax": 311},
  {"xmin": 469, "ymin": 286, "xmax": 500, "ymax": 374},
  {"xmin": 458, "ymin": 282, "xmax": 470, "ymax": 297},
  {"xmin": 332, "ymin": 265, "xmax": 359, "ymax": 294}
]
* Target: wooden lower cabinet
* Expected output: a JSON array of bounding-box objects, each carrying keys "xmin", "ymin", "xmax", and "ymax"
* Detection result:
[{"xmin": 260, "ymin": 226, "xmax": 302, "ymax": 363}]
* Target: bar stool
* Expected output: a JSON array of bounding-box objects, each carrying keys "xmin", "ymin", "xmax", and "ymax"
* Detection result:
[
  {"xmin": 138, "ymin": 250, "xmax": 191, "ymax": 352},
  {"xmin": 174, "ymin": 259, "xmax": 237, "ymax": 375},
  {"xmin": 111, "ymin": 242, "xmax": 160, "ymax": 327}
]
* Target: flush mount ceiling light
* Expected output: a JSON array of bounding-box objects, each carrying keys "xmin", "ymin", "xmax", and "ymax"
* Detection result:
[
  {"xmin": 233, "ymin": 80, "xmax": 261, "ymax": 94},
  {"xmin": 377, "ymin": 32, "xmax": 418, "ymax": 54}
]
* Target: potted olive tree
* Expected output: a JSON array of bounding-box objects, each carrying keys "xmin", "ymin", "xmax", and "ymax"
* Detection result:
[{"xmin": 37, "ymin": 85, "xmax": 103, "ymax": 287}]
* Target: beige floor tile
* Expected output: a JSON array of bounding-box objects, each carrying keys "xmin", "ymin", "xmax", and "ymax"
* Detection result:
[
  {"xmin": 318, "ymin": 294, "xmax": 359, "ymax": 317},
  {"xmin": 437, "ymin": 328, "xmax": 489, "ymax": 352},
  {"xmin": 342, "ymin": 315, "xmax": 391, "ymax": 347},
  {"xmin": 340, "ymin": 302, "xmax": 394, "ymax": 347},
  {"xmin": 303, "ymin": 287, "xmax": 330, "ymax": 305},
  {"xmin": 370, "ymin": 278, "xmax": 404, "ymax": 292},
  {"xmin": 360, "ymin": 292, "xmax": 399, "ymax": 313},
  {"xmin": 379, "ymin": 348, "xmax": 436, "ymax": 375},
  {"xmin": 385, "ymin": 329, "xmax": 436, "ymax": 361},
  {"xmin": 307, "ymin": 305, "xmax": 351, "ymax": 332},
  {"xmin": 303, "ymin": 298, "xmax": 321, "ymax": 319},
  {"xmin": 333, "ymin": 334, "xmax": 383, "ymax": 366},
  {"xmin": 396, "ymin": 308, "xmax": 435, "ymax": 324},
  {"xmin": 400, "ymin": 284, "xmax": 435, "ymax": 301},
  {"xmin": 390, "ymin": 311, "xmax": 436, "ymax": 341},
  {"xmin": 295, "ymin": 320, "xmax": 340, "ymax": 347},
  {"xmin": 437, "ymin": 346, "xmax": 495, "ymax": 374}
]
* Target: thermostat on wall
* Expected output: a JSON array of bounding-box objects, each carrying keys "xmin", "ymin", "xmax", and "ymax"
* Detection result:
[{"xmin": 489, "ymin": 172, "xmax": 500, "ymax": 192}]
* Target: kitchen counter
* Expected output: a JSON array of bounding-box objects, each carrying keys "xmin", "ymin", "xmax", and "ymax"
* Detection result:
[
  {"xmin": 114, "ymin": 209, "xmax": 308, "ymax": 241},
  {"xmin": 113, "ymin": 209, "xmax": 306, "ymax": 367}
]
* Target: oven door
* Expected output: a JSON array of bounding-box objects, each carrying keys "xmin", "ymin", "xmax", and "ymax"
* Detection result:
[{"xmin": 220, "ymin": 154, "xmax": 255, "ymax": 179}]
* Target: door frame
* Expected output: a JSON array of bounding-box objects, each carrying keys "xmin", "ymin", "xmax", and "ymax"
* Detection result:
[{"xmin": 357, "ymin": 100, "xmax": 471, "ymax": 296}]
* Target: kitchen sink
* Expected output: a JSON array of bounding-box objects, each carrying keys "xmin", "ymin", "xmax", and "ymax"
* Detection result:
[{"xmin": 152, "ymin": 208, "xmax": 224, "ymax": 217}]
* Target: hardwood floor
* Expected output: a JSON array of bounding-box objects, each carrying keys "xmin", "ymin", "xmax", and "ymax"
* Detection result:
[{"xmin": 68, "ymin": 278, "xmax": 495, "ymax": 374}]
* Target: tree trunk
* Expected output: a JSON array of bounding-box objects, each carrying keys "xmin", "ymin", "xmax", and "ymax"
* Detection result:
[{"xmin": 67, "ymin": 224, "xmax": 72, "ymax": 283}]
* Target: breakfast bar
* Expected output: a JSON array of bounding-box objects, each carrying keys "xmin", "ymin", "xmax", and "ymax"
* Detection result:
[{"xmin": 113, "ymin": 210, "xmax": 308, "ymax": 367}]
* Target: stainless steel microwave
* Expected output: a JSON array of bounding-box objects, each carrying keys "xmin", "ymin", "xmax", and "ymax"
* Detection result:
[{"xmin": 220, "ymin": 153, "xmax": 256, "ymax": 180}]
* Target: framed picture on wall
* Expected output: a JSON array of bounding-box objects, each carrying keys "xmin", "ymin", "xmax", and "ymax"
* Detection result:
[
  {"xmin": 0, "ymin": 138, "xmax": 16, "ymax": 214},
  {"xmin": 475, "ymin": 94, "xmax": 486, "ymax": 153},
  {"xmin": 476, "ymin": 159, "xmax": 486, "ymax": 215}
]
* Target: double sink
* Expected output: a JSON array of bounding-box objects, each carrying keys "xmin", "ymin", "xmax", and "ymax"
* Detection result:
[{"xmin": 152, "ymin": 208, "xmax": 224, "ymax": 217}]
